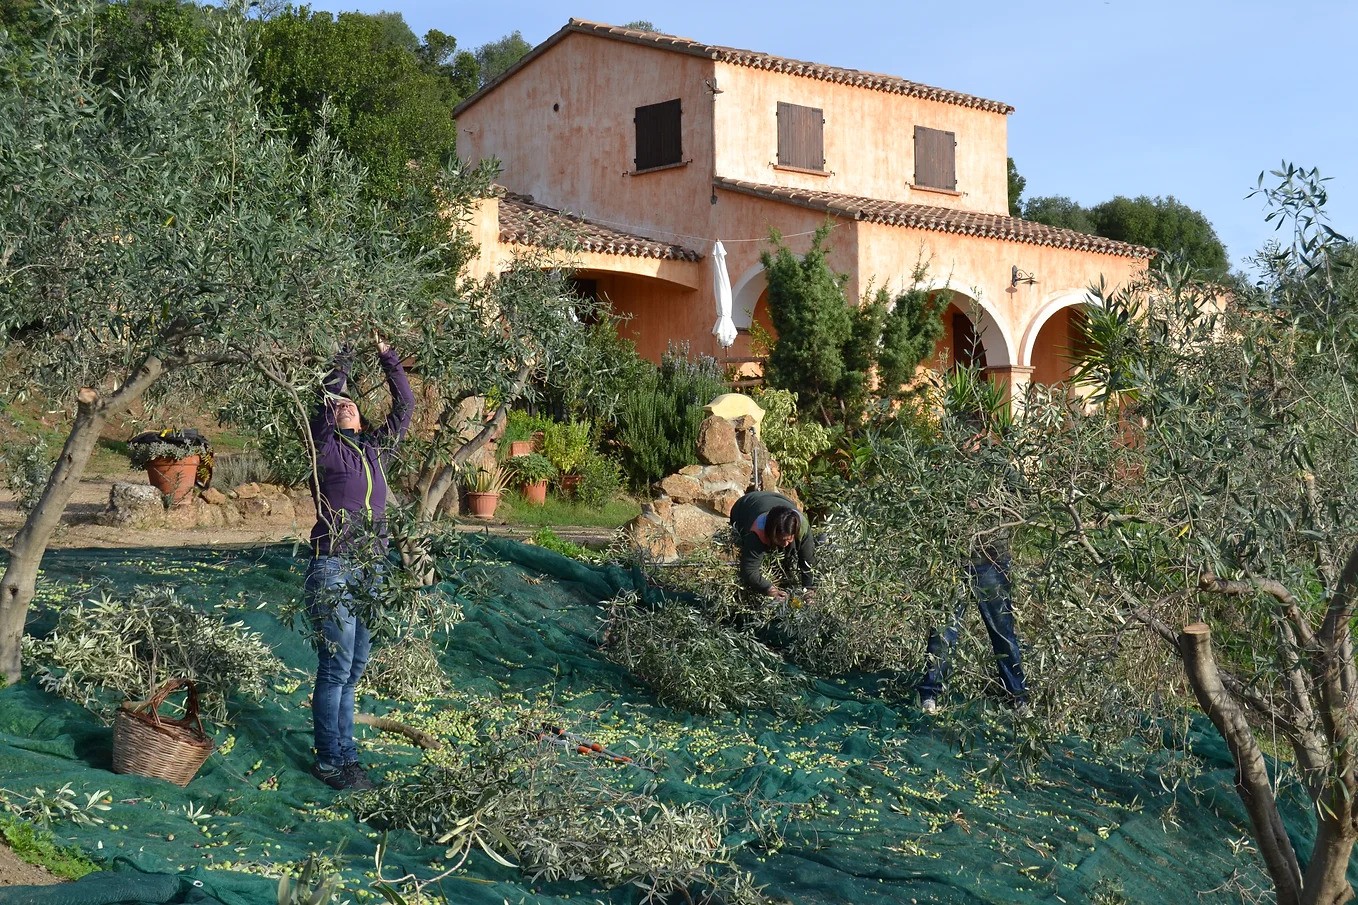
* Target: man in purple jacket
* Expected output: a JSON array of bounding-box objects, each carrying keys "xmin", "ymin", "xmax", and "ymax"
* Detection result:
[{"xmin": 305, "ymin": 336, "xmax": 414, "ymax": 791}]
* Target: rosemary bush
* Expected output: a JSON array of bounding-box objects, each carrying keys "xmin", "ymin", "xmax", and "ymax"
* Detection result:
[{"xmin": 24, "ymin": 587, "xmax": 286, "ymax": 724}]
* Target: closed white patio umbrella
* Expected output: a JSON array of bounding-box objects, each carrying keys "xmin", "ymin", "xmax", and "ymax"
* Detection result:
[{"xmin": 711, "ymin": 239, "xmax": 737, "ymax": 348}]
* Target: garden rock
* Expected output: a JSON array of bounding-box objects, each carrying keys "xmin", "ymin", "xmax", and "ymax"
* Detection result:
[
  {"xmin": 102, "ymin": 482, "xmax": 165, "ymax": 527},
  {"xmin": 696, "ymin": 416, "xmax": 739, "ymax": 465},
  {"xmin": 99, "ymin": 480, "xmax": 309, "ymax": 531},
  {"xmin": 658, "ymin": 474, "xmax": 702, "ymax": 503},
  {"xmin": 628, "ymin": 399, "xmax": 787, "ymax": 561}
]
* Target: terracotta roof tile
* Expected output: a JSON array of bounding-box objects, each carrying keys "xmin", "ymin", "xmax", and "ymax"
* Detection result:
[
  {"xmin": 713, "ymin": 178, "xmax": 1154, "ymax": 259},
  {"xmin": 566, "ymin": 20, "xmax": 1014, "ymax": 115},
  {"xmin": 454, "ymin": 20, "xmax": 1014, "ymax": 118},
  {"xmin": 498, "ymin": 193, "xmax": 703, "ymax": 262}
]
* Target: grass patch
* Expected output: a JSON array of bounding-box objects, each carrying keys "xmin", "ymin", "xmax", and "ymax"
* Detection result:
[
  {"xmin": 494, "ymin": 492, "xmax": 640, "ymax": 529},
  {"xmin": 0, "ymin": 815, "xmax": 99, "ymax": 880}
]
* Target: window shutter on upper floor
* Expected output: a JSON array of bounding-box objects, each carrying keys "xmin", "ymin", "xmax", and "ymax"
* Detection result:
[
  {"xmin": 914, "ymin": 126, "xmax": 957, "ymax": 190},
  {"xmin": 634, "ymin": 98, "xmax": 683, "ymax": 171},
  {"xmin": 777, "ymin": 101, "xmax": 825, "ymax": 171}
]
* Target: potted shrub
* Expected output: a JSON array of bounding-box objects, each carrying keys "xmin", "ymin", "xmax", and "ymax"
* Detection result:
[
  {"xmin": 542, "ymin": 418, "xmax": 592, "ymax": 495},
  {"xmin": 500, "ymin": 410, "xmax": 547, "ymax": 459},
  {"xmin": 462, "ymin": 463, "xmax": 508, "ymax": 519},
  {"xmin": 127, "ymin": 430, "xmax": 212, "ymax": 504},
  {"xmin": 506, "ymin": 453, "xmax": 557, "ymax": 505}
]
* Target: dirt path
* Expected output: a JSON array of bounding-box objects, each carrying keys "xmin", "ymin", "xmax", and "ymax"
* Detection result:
[
  {"xmin": 1, "ymin": 470, "xmax": 309, "ymax": 549},
  {"xmin": 0, "ymin": 846, "xmax": 62, "ymax": 887}
]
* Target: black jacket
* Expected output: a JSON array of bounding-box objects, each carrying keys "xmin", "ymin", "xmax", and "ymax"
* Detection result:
[{"xmin": 728, "ymin": 491, "xmax": 815, "ymax": 594}]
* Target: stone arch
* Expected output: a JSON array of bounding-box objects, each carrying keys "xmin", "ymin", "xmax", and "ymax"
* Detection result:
[
  {"xmin": 1020, "ymin": 288, "xmax": 1101, "ymax": 387},
  {"xmin": 730, "ymin": 263, "xmax": 767, "ymax": 330},
  {"xmin": 929, "ymin": 282, "xmax": 1015, "ymax": 370},
  {"xmin": 1019, "ymin": 289, "xmax": 1100, "ymax": 367}
]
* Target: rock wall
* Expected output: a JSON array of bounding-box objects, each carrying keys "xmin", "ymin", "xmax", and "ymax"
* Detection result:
[
  {"xmin": 100, "ymin": 481, "xmax": 315, "ymax": 530},
  {"xmin": 628, "ymin": 411, "xmax": 790, "ymax": 561}
]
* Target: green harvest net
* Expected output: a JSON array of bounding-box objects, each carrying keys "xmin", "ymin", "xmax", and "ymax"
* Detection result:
[{"xmin": 0, "ymin": 539, "xmax": 1340, "ymax": 904}]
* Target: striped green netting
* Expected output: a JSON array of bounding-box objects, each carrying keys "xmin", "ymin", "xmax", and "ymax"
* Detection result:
[{"xmin": 0, "ymin": 541, "xmax": 1333, "ymax": 904}]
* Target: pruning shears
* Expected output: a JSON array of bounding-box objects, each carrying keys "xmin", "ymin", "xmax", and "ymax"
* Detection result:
[{"xmin": 534, "ymin": 723, "xmax": 659, "ymax": 774}]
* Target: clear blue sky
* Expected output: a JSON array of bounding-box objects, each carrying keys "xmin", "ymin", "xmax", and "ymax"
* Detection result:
[{"xmin": 338, "ymin": 0, "xmax": 1356, "ymax": 273}]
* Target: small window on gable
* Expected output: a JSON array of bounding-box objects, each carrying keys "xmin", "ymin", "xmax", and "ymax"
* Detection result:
[
  {"xmin": 634, "ymin": 99, "xmax": 683, "ymax": 171},
  {"xmin": 914, "ymin": 126, "xmax": 957, "ymax": 190},
  {"xmin": 777, "ymin": 101, "xmax": 824, "ymax": 171}
]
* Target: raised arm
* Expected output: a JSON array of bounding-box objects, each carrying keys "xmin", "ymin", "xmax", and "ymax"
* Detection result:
[{"xmin": 371, "ymin": 344, "xmax": 415, "ymax": 445}]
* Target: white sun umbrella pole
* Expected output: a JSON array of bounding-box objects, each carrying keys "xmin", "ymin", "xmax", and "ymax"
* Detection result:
[{"xmin": 711, "ymin": 239, "xmax": 738, "ymax": 348}]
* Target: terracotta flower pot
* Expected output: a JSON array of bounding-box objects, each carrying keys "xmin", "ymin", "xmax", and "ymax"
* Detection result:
[
  {"xmin": 146, "ymin": 455, "xmax": 200, "ymax": 504},
  {"xmin": 466, "ymin": 491, "xmax": 500, "ymax": 519},
  {"xmin": 559, "ymin": 473, "xmax": 582, "ymax": 497},
  {"xmin": 508, "ymin": 439, "xmax": 536, "ymax": 458},
  {"xmin": 520, "ymin": 480, "xmax": 548, "ymax": 505}
]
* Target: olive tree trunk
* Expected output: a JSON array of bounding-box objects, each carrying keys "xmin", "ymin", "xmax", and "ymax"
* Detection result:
[
  {"xmin": 1180, "ymin": 622, "xmax": 1306, "ymax": 905},
  {"xmin": 0, "ymin": 358, "xmax": 165, "ymax": 683}
]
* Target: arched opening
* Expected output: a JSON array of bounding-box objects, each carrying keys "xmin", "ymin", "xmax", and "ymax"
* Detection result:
[
  {"xmin": 927, "ymin": 293, "xmax": 1012, "ymax": 373},
  {"xmin": 1029, "ymin": 306, "xmax": 1092, "ymax": 387}
]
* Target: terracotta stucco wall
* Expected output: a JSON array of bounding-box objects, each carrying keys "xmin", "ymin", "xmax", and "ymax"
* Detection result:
[
  {"xmin": 457, "ymin": 33, "xmax": 716, "ymax": 244},
  {"xmin": 712, "ymin": 62, "xmax": 1009, "ymax": 215},
  {"xmin": 855, "ymin": 221, "xmax": 1144, "ymax": 368}
]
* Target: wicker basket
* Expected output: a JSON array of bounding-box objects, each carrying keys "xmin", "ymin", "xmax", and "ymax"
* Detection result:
[{"xmin": 112, "ymin": 678, "xmax": 215, "ymax": 787}]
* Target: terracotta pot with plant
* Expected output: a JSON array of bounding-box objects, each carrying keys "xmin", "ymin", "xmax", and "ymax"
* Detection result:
[
  {"xmin": 126, "ymin": 430, "xmax": 213, "ymax": 504},
  {"xmin": 500, "ymin": 410, "xmax": 548, "ymax": 460},
  {"xmin": 542, "ymin": 418, "xmax": 592, "ymax": 496},
  {"xmin": 507, "ymin": 452, "xmax": 557, "ymax": 506},
  {"xmin": 462, "ymin": 463, "xmax": 508, "ymax": 519}
]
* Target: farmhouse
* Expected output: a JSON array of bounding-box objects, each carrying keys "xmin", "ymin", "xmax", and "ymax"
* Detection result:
[{"xmin": 454, "ymin": 19, "xmax": 1151, "ymax": 394}]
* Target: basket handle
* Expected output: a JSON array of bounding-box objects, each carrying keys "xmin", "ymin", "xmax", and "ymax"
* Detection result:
[{"xmin": 129, "ymin": 678, "xmax": 207, "ymax": 737}]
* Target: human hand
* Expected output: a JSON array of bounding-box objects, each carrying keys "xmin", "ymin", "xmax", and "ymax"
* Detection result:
[
  {"xmin": 373, "ymin": 331, "xmax": 390, "ymax": 355},
  {"xmin": 800, "ymin": 588, "xmax": 817, "ymax": 603},
  {"xmin": 768, "ymin": 587, "xmax": 790, "ymax": 602}
]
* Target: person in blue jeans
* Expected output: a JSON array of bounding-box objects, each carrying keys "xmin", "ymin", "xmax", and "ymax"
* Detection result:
[
  {"xmin": 916, "ymin": 553, "xmax": 1028, "ymax": 715},
  {"xmin": 305, "ymin": 336, "xmax": 413, "ymax": 790},
  {"xmin": 917, "ymin": 431, "xmax": 1029, "ymax": 715}
]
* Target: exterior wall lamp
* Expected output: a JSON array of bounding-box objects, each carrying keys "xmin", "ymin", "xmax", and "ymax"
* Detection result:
[{"xmin": 1011, "ymin": 265, "xmax": 1037, "ymax": 288}]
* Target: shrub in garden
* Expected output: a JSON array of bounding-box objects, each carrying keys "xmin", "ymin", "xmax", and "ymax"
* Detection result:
[
  {"xmin": 1, "ymin": 436, "xmax": 53, "ymax": 515},
  {"xmin": 541, "ymin": 417, "xmax": 592, "ymax": 476},
  {"xmin": 751, "ymin": 388, "xmax": 832, "ymax": 488},
  {"xmin": 573, "ymin": 450, "xmax": 623, "ymax": 508},
  {"xmin": 614, "ymin": 347, "xmax": 727, "ymax": 489},
  {"xmin": 23, "ymin": 587, "xmax": 286, "ymax": 724}
]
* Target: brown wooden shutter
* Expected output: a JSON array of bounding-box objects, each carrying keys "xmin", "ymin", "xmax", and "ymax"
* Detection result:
[
  {"xmin": 914, "ymin": 126, "xmax": 957, "ymax": 190},
  {"xmin": 777, "ymin": 102, "xmax": 824, "ymax": 170},
  {"xmin": 634, "ymin": 98, "xmax": 682, "ymax": 170}
]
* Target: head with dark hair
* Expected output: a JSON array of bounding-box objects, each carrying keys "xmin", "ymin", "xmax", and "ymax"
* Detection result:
[{"xmin": 766, "ymin": 506, "xmax": 801, "ymax": 548}]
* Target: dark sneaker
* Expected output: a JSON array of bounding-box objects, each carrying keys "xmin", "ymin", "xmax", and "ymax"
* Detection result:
[
  {"xmin": 310, "ymin": 762, "xmax": 351, "ymax": 791},
  {"xmin": 342, "ymin": 762, "xmax": 376, "ymax": 791}
]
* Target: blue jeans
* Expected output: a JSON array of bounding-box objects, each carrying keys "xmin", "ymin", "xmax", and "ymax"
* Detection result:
[
  {"xmin": 917, "ymin": 557, "xmax": 1028, "ymax": 705},
  {"xmin": 306, "ymin": 555, "xmax": 372, "ymax": 766}
]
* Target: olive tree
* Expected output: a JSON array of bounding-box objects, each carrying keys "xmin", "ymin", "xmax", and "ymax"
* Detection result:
[
  {"xmin": 0, "ymin": 5, "xmax": 436, "ymax": 682},
  {"xmin": 807, "ymin": 165, "xmax": 1358, "ymax": 904}
]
